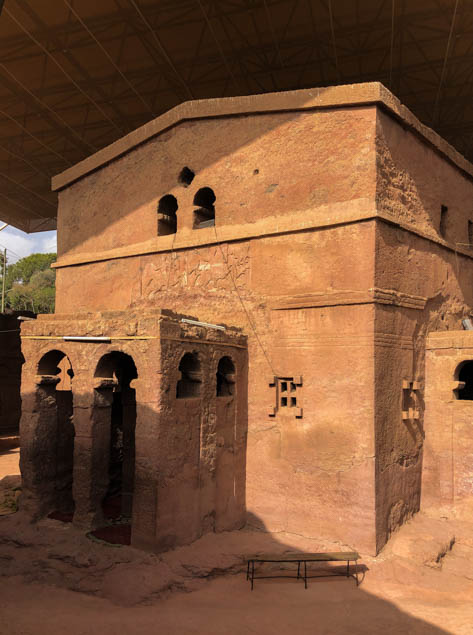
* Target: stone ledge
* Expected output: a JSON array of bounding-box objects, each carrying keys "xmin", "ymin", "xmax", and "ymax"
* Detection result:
[{"xmin": 270, "ymin": 287, "xmax": 426, "ymax": 311}]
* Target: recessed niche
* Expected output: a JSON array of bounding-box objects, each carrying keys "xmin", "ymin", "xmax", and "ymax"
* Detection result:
[
  {"xmin": 216, "ymin": 356, "xmax": 236, "ymax": 397},
  {"xmin": 178, "ymin": 167, "xmax": 195, "ymax": 187},
  {"xmin": 176, "ymin": 352, "xmax": 202, "ymax": 398},
  {"xmin": 157, "ymin": 194, "xmax": 178, "ymax": 235},
  {"xmin": 193, "ymin": 187, "xmax": 215, "ymax": 229},
  {"xmin": 456, "ymin": 361, "xmax": 473, "ymax": 400}
]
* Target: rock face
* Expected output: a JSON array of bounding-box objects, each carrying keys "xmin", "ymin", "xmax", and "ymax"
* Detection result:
[
  {"xmin": 423, "ymin": 331, "xmax": 473, "ymax": 511},
  {"xmin": 19, "ymin": 311, "xmax": 248, "ymax": 552},
  {"xmin": 0, "ymin": 313, "xmax": 22, "ymax": 436},
  {"xmin": 20, "ymin": 82, "xmax": 473, "ymax": 556}
]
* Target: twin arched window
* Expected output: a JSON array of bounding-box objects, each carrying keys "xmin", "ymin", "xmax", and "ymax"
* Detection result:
[
  {"xmin": 157, "ymin": 167, "xmax": 216, "ymax": 236},
  {"xmin": 176, "ymin": 353, "xmax": 235, "ymax": 399}
]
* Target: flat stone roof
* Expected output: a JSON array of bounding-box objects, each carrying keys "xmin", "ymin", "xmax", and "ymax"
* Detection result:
[{"xmin": 52, "ymin": 82, "xmax": 473, "ymax": 192}]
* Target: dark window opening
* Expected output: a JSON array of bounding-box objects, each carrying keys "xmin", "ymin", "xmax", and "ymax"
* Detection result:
[
  {"xmin": 457, "ymin": 361, "xmax": 473, "ymax": 400},
  {"xmin": 281, "ymin": 397, "xmax": 287, "ymax": 407},
  {"xmin": 440, "ymin": 205, "xmax": 448, "ymax": 238},
  {"xmin": 177, "ymin": 352, "xmax": 202, "ymax": 398},
  {"xmin": 468, "ymin": 220, "xmax": 473, "ymax": 249},
  {"xmin": 193, "ymin": 187, "xmax": 215, "ymax": 229},
  {"xmin": 37, "ymin": 350, "xmax": 75, "ymax": 519},
  {"xmin": 280, "ymin": 381, "xmax": 287, "ymax": 392},
  {"xmin": 291, "ymin": 397, "xmax": 297, "ymax": 407},
  {"xmin": 157, "ymin": 194, "xmax": 178, "ymax": 236},
  {"xmin": 178, "ymin": 167, "xmax": 195, "ymax": 187},
  {"xmin": 290, "ymin": 382, "xmax": 296, "ymax": 392},
  {"xmin": 95, "ymin": 352, "xmax": 138, "ymax": 521},
  {"xmin": 216, "ymin": 356, "xmax": 235, "ymax": 396}
]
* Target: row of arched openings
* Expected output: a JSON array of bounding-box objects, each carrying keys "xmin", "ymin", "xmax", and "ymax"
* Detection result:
[
  {"xmin": 176, "ymin": 353, "xmax": 235, "ymax": 399},
  {"xmin": 34, "ymin": 349, "xmax": 235, "ymax": 532},
  {"xmin": 36, "ymin": 350, "xmax": 137, "ymax": 531}
]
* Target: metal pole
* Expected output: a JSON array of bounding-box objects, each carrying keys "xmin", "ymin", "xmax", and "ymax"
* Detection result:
[{"xmin": 1, "ymin": 247, "xmax": 6, "ymax": 313}]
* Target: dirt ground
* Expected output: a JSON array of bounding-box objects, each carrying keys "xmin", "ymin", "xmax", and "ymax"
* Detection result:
[{"xmin": 1, "ymin": 443, "xmax": 472, "ymax": 635}]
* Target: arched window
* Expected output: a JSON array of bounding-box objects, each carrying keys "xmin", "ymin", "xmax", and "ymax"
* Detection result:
[
  {"xmin": 176, "ymin": 352, "xmax": 202, "ymax": 398},
  {"xmin": 456, "ymin": 360, "xmax": 473, "ymax": 400},
  {"xmin": 94, "ymin": 351, "xmax": 138, "ymax": 389},
  {"xmin": 216, "ymin": 356, "xmax": 235, "ymax": 397},
  {"xmin": 193, "ymin": 187, "xmax": 215, "ymax": 229},
  {"xmin": 37, "ymin": 349, "xmax": 74, "ymax": 390},
  {"xmin": 36, "ymin": 350, "xmax": 75, "ymax": 519},
  {"xmin": 157, "ymin": 194, "xmax": 178, "ymax": 236},
  {"xmin": 94, "ymin": 351, "xmax": 138, "ymax": 523}
]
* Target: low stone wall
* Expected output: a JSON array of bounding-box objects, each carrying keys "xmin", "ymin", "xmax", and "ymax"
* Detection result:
[{"xmin": 0, "ymin": 313, "xmax": 23, "ymax": 436}]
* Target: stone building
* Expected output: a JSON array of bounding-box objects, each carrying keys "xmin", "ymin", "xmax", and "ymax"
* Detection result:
[
  {"xmin": 19, "ymin": 82, "xmax": 473, "ymax": 555},
  {"xmin": 0, "ymin": 313, "xmax": 23, "ymax": 436}
]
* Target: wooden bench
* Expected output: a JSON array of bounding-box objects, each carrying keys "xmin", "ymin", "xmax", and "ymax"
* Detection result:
[{"xmin": 246, "ymin": 551, "xmax": 360, "ymax": 590}]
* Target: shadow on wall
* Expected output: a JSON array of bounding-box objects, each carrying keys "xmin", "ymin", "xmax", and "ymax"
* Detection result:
[{"xmin": 58, "ymin": 85, "xmax": 374, "ymax": 255}]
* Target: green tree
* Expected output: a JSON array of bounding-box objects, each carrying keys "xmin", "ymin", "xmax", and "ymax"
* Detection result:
[{"xmin": 4, "ymin": 253, "xmax": 56, "ymax": 313}]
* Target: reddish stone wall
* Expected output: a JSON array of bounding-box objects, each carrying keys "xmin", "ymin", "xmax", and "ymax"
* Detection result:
[
  {"xmin": 56, "ymin": 106, "xmax": 377, "ymax": 260},
  {"xmin": 423, "ymin": 332, "xmax": 473, "ymax": 510},
  {"xmin": 373, "ymin": 109, "xmax": 473, "ymax": 549},
  {"xmin": 46, "ymin": 91, "xmax": 473, "ymax": 554},
  {"xmin": 0, "ymin": 314, "xmax": 22, "ymax": 436},
  {"xmin": 54, "ymin": 219, "xmax": 378, "ymax": 551}
]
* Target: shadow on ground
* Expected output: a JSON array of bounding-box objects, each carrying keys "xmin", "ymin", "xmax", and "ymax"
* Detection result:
[{"xmin": 0, "ymin": 486, "xmax": 462, "ymax": 635}]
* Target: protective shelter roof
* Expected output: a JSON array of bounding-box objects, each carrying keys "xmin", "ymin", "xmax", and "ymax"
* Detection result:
[{"xmin": 0, "ymin": 0, "xmax": 471, "ymax": 232}]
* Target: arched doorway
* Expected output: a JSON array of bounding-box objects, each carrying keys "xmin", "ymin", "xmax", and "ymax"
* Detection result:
[
  {"xmin": 94, "ymin": 352, "xmax": 137, "ymax": 524},
  {"xmin": 36, "ymin": 350, "xmax": 75, "ymax": 520}
]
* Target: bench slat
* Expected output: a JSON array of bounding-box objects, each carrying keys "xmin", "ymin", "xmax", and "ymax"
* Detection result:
[{"xmin": 247, "ymin": 551, "xmax": 359, "ymax": 562}]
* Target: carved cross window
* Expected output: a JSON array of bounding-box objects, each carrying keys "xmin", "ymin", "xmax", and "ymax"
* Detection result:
[
  {"xmin": 269, "ymin": 376, "xmax": 303, "ymax": 418},
  {"xmin": 402, "ymin": 380, "xmax": 420, "ymax": 420}
]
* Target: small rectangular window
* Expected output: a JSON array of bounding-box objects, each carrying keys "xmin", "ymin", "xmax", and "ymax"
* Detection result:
[{"xmin": 440, "ymin": 205, "xmax": 448, "ymax": 238}]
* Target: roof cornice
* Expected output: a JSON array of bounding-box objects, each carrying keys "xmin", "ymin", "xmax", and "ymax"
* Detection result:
[{"xmin": 52, "ymin": 82, "xmax": 473, "ymax": 192}]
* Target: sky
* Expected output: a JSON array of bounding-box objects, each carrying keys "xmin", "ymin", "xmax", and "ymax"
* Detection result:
[{"xmin": 0, "ymin": 221, "xmax": 57, "ymax": 265}]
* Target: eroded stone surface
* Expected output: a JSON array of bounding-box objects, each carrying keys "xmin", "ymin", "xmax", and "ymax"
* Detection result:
[{"xmin": 18, "ymin": 83, "xmax": 473, "ymax": 556}]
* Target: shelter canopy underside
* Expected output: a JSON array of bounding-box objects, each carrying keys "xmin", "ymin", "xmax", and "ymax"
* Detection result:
[{"xmin": 0, "ymin": 0, "xmax": 471, "ymax": 232}]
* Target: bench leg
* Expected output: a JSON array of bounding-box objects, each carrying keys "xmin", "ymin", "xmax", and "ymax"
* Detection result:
[
  {"xmin": 297, "ymin": 561, "xmax": 301, "ymax": 579},
  {"xmin": 247, "ymin": 560, "xmax": 250, "ymax": 581},
  {"xmin": 251, "ymin": 560, "xmax": 255, "ymax": 591},
  {"xmin": 355, "ymin": 559, "xmax": 359, "ymax": 587},
  {"xmin": 347, "ymin": 560, "xmax": 350, "ymax": 578},
  {"xmin": 304, "ymin": 560, "xmax": 307, "ymax": 589}
]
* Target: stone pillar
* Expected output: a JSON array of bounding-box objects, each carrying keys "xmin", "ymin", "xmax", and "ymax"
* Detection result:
[
  {"xmin": 130, "ymin": 377, "xmax": 160, "ymax": 551},
  {"xmin": 72, "ymin": 382, "xmax": 111, "ymax": 530},
  {"xmin": 121, "ymin": 386, "xmax": 136, "ymax": 517},
  {"xmin": 19, "ymin": 379, "xmax": 60, "ymax": 518}
]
